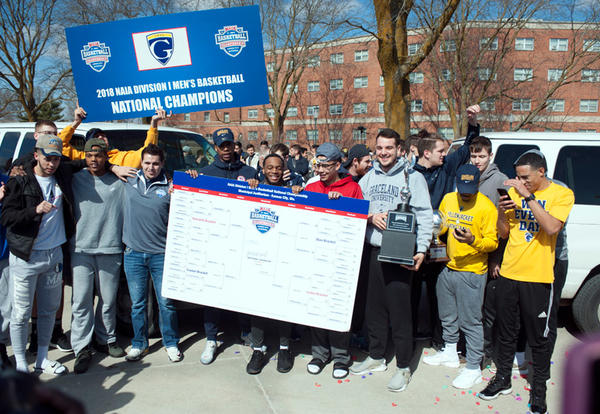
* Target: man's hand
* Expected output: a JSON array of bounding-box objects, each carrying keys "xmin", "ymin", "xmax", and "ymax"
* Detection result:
[
  {"xmin": 246, "ymin": 178, "xmax": 259, "ymax": 189},
  {"xmin": 72, "ymin": 107, "xmax": 87, "ymax": 127},
  {"xmin": 283, "ymin": 169, "xmax": 291, "ymax": 182},
  {"xmin": 467, "ymin": 104, "xmax": 480, "ymax": 126},
  {"xmin": 368, "ymin": 212, "xmax": 388, "ymax": 231},
  {"xmin": 402, "ymin": 252, "xmax": 426, "ymax": 271},
  {"xmin": 0, "ymin": 182, "xmax": 5, "ymax": 202},
  {"xmin": 291, "ymin": 185, "xmax": 303, "ymax": 194},
  {"xmin": 150, "ymin": 108, "xmax": 172, "ymax": 128},
  {"xmin": 10, "ymin": 165, "xmax": 25, "ymax": 177},
  {"xmin": 185, "ymin": 169, "xmax": 199, "ymax": 179},
  {"xmin": 328, "ymin": 191, "xmax": 342, "ymax": 199},
  {"xmin": 453, "ymin": 227, "xmax": 475, "ymax": 244},
  {"xmin": 488, "ymin": 262, "xmax": 500, "ymax": 279},
  {"xmin": 110, "ymin": 165, "xmax": 137, "ymax": 182},
  {"xmin": 36, "ymin": 200, "xmax": 55, "ymax": 214},
  {"xmin": 504, "ymin": 178, "xmax": 530, "ymax": 199}
]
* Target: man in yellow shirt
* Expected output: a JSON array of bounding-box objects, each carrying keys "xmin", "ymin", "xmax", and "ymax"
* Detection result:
[
  {"xmin": 59, "ymin": 107, "xmax": 169, "ymax": 168},
  {"xmin": 479, "ymin": 151, "xmax": 574, "ymax": 414},
  {"xmin": 422, "ymin": 164, "xmax": 498, "ymax": 389}
]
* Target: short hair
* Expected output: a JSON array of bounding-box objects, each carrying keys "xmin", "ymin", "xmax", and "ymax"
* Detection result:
[
  {"xmin": 376, "ymin": 128, "xmax": 402, "ymax": 146},
  {"xmin": 515, "ymin": 151, "xmax": 547, "ymax": 173},
  {"xmin": 234, "ymin": 141, "xmax": 242, "ymax": 148},
  {"xmin": 417, "ymin": 132, "xmax": 445, "ymax": 157},
  {"xmin": 246, "ymin": 143, "xmax": 255, "ymax": 150},
  {"xmin": 290, "ymin": 144, "xmax": 302, "ymax": 152},
  {"xmin": 263, "ymin": 153, "xmax": 284, "ymax": 167},
  {"xmin": 311, "ymin": 144, "xmax": 319, "ymax": 150},
  {"xmin": 300, "ymin": 147, "xmax": 307, "ymax": 155},
  {"xmin": 141, "ymin": 144, "xmax": 164, "ymax": 162},
  {"xmin": 259, "ymin": 140, "xmax": 269, "ymax": 147},
  {"xmin": 196, "ymin": 148, "xmax": 204, "ymax": 157},
  {"xmin": 403, "ymin": 134, "xmax": 420, "ymax": 153},
  {"xmin": 34, "ymin": 120, "xmax": 57, "ymax": 132},
  {"xmin": 270, "ymin": 143, "xmax": 289, "ymax": 158},
  {"xmin": 470, "ymin": 136, "xmax": 492, "ymax": 154}
]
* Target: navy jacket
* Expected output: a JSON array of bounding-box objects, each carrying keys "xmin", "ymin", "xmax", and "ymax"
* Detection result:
[
  {"xmin": 287, "ymin": 156, "xmax": 309, "ymax": 177},
  {"xmin": 197, "ymin": 155, "xmax": 258, "ymax": 180},
  {"xmin": 413, "ymin": 123, "xmax": 480, "ymax": 209}
]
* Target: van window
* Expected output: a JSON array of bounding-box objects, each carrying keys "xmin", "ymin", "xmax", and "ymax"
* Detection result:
[
  {"xmin": 0, "ymin": 132, "xmax": 20, "ymax": 172},
  {"xmin": 18, "ymin": 133, "xmax": 36, "ymax": 159},
  {"xmin": 554, "ymin": 145, "xmax": 600, "ymax": 206},
  {"xmin": 494, "ymin": 144, "xmax": 540, "ymax": 178}
]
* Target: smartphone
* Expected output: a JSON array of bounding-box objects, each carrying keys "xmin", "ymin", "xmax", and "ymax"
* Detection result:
[{"xmin": 497, "ymin": 188, "xmax": 510, "ymax": 198}]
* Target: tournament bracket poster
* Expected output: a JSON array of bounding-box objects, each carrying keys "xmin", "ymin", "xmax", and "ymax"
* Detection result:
[
  {"xmin": 162, "ymin": 172, "xmax": 370, "ymax": 332},
  {"xmin": 65, "ymin": 6, "xmax": 269, "ymax": 122}
]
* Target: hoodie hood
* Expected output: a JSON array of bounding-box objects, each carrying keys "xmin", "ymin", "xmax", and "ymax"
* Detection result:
[
  {"xmin": 479, "ymin": 162, "xmax": 501, "ymax": 185},
  {"xmin": 372, "ymin": 157, "xmax": 410, "ymax": 176}
]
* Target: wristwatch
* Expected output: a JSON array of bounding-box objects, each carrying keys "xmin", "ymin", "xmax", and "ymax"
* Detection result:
[{"xmin": 524, "ymin": 193, "xmax": 536, "ymax": 202}]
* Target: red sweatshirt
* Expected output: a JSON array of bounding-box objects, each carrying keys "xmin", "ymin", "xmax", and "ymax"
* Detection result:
[{"xmin": 305, "ymin": 175, "xmax": 363, "ymax": 199}]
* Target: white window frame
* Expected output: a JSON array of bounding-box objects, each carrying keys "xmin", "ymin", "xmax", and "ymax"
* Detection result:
[
  {"xmin": 329, "ymin": 104, "xmax": 343, "ymax": 115},
  {"xmin": 547, "ymin": 69, "xmax": 563, "ymax": 82},
  {"xmin": 580, "ymin": 99, "xmax": 598, "ymax": 112},
  {"xmin": 515, "ymin": 37, "xmax": 534, "ymax": 51},
  {"xmin": 438, "ymin": 99, "xmax": 448, "ymax": 111},
  {"xmin": 549, "ymin": 38, "xmax": 568, "ymax": 51},
  {"xmin": 307, "ymin": 129, "xmax": 318, "ymax": 142},
  {"xmin": 329, "ymin": 129, "xmax": 342, "ymax": 141},
  {"xmin": 353, "ymin": 102, "xmax": 367, "ymax": 114},
  {"xmin": 479, "ymin": 37, "xmax": 498, "ymax": 50},
  {"xmin": 440, "ymin": 69, "xmax": 454, "ymax": 81},
  {"xmin": 307, "ymin": 55, "xmax": 320, "ymax": 68},
  {"xmin": 411, "ymin": 99, "xmax": 423, "ymax": 112},
  {"xmin": 330, "ymin": 79, "xmax": 343, "ymax": 90},
  {"xmin": 546, "ymin": 99, "xmax": 565, "ymax": 112},
  {"xmin": 512, "ymin": 98, "xmax": 531, "ymax": 111},
  {"xmin": 478, "ymin": 68, "xmax": 497, "ymax": 81},
  {"xmin": 438, "ymin": 128, "xmax": 454, "ymax": 139},
  {"xmin": 354, "ymin": 49, "xmax": 369, "ymax": 62},
  {"xmin": 247, "ymin": 109, "xmax": 258, "ymax": 119},
  {"xmin": 203, "ymin": 112, "xmax": 210, "ymax": 122},
  {"xmin": 440, "ymin": 39, "xmax": 456, "ymax": 52},
  {"xmin": 514, "ymin": 68, "xmax": 533, "ymax": 81},
  {"xmin": 224, "ymin": 112, "xmax": 230, "ymax": 122},
  {"xmin": 287, "ymin": 106, "xmax": 298, "ymax": 117},
  {"xmin": 247, "ymin": 131, "xmax": 258, "ymax": 140},
  {"xmin": 409, "ymin": 72, "xmax": 424, "ymax": 84},
  {"xmin": 582, "ymin": 69, "xmax": 600, "ymax": 82},
  {"xmin": 408, "ymin": 43, "xmax": 422, "ymax": 56},
  {"xmin": 307, "ymin": 81, "xmax": 320, "ymax": 92},
  {"xmin": 584, "ymin": 39, "xmax": 600, "ymax": 52},
  {"xmin": 354, "ymin": 76, "xmax": 368, "ymax": 88},
  {"xmin": 307, "ymin": 105, "xmax": 319, "ymax": 117},
  {"xmin": 286, "ymin": 130, "xmax": 297, "ymax": 140},
  {"xmin": 480, "ymin": 98, "xmax": 496, "ymax": 111},
  {"xmin": 266, "ymin": 62, "xmax": 275, "ymax": 72},
  {"xmin": 379, "ymin": 102, "xmax": 384, "ymax": 113},
  {"xmin": 330, "ymin": 52, "xmax": 344, "ymax": 64}
]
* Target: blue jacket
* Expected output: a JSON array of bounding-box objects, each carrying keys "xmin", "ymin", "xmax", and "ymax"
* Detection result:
[
  {"xmin": 197, "ymin": 155, "xmax": 258, "ymax": 180},
  {"xmin": 413, "ymin": 123, "xmax": 480, "ymax": 209}
]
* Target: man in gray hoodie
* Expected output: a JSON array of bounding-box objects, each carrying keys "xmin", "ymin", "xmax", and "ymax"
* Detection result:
[{"xmin": 349, "ymin": 128, "xmax": 433, "ymax": 392}]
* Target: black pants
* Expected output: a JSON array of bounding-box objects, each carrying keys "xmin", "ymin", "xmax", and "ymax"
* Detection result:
[
  {"xmin": 495, "ymin": 276, "xmax": 553, "ymax": 393},
  {"xmin": 411, "ymin": 261, "xmax": 443, "ymax": 347},
  {"xmin": 351, "ymin": 245, "xmax": 371, "ymax": 333},
  {"xmin": 548, "ymin": 259, "xmax": 567, "ymax": 351},
  {"xmin": 364, "ymin": 245, "xmax": 413, "ymax": 368},
  {"xmin": 250, "ymin": 316, "xmax": 292, "ymax": 348}
]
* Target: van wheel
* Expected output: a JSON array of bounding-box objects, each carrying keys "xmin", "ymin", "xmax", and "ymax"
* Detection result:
[{"xmin": 572, "ymin": 274, "xmax": 600, "ymax": 333}]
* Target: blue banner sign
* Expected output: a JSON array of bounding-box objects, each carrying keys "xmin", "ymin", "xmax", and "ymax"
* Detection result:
[{"xmin": 65, "ymin": 6, "xmax": 269, "ymax": 122}]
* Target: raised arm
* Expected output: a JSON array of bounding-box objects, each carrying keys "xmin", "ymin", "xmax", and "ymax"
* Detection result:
[
  {"xmin": 444, "ymin": 105, "xmax": 481, "ymax": 173},
  {"xmin": 59, "ymin": 107, "xmax": 87, "ymax": 160}
]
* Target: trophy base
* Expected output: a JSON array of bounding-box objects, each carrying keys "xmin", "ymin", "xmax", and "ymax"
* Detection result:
[
  {"xmin": 427, "ymin": 245, "xmax": 449, "ymax": 263},
  {"xmin": 377, "ymin": 254, "xmax": 415, "ymax": 266}
]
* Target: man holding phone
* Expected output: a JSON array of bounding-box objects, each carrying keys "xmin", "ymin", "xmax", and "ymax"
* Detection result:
[{"xmin": 479, "ymin": 151, "xmax": 574, "ymax": 414}]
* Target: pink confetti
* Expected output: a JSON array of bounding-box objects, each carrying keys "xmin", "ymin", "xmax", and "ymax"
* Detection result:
[
  {"xmin": 476, "ymin": 402, "xmax": 481, "ymax": 406},
  {"xmin": 515, "ymin": 396, "xmax": 522, "ymax": 401},
  {"xmin": 392, "ymin": 403, "xmax": 398, "ymax": 407},
  {"xmin": 512, "ymin": 375, "xmax": 518, "ymax": 379},
  {"xmin": 487, "ymin": 405, "xmax": 493, "ymax": 410},
  {"xmin": 424, "ymin": 351, "xmax": 429, "ymax": 355},
  {"xmin": 524, "ymin": 385, "xmax": 531, "ymax": 391},
  {"xmin": 337, "ymin": 380, "xmax": 343, "ymax": 384},
  {"xmin": 461, "ymin": 391, "xmax": 466, "ymax": 395},
  {"xmin": 435, "ymin": 397, "xmax": 440, "ymax": 402},
  {"xmin": 314, "ymin": 382, "xmax": 321, "ymax": 387},
  {"xmin": 483, "ymin": 377, "xmax": 490, "ymax": 381},
  {"xmin": 551, "ymin": 382, "xmax": 555, "ymax": 386},
  {"xmin": 344, "ymin": 379, "xmax": 350, "ymax": 382}
]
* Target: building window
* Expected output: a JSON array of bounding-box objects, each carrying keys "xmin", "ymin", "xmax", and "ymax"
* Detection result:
[
  {"xmin": 268, "ymin": 86, "xmax": 273, "ymax": 95},
  {"xmin": 203, "ymin": 112, "xmax": 210, "ymax": 122},
  {"xmin": 248, "ymin": 131, "xmax": 258, "ymax": 140},
  {"xmin": 307, "ymin": 105, "xmax": 319, "ymax": 116},
  {"xmin": 329, "ymin": 104, "xmax": 343, "ymax": 115},
  {"xmin": 286, "ymin": 130, "xmax": 297, "ymax": 140},
  {"xmin": 307, "ymin": 55, "xmax": 320, "ymax": 67},
  {"xmin": 183, "ymin": 113, "xmax": 191, "ymax": 121},
  {"xmin": 512, "ymin": 98, "xmax": 531, "ymax": 111},
  {"xmin": 438, "ymin": 100, "xmax": 448, "ymax": 111},
  {"xmin": 584, "ymin": 39, "xmax": 600, "ymax": 52},
  {"xmin": 330, "ymin": 79, "xmax": 343, "ymax": 90},
  {"xmin": 286, "ymin": 58, "xmax": 296, "ymax": 69},
  {"xmin": 515, "ymin": 37, "xmax": 534, "ymax": 51},
  {"xmin": 353, "ymin": 102, "xmax": 367, "ymax": 114},
  {"xmin": 354, "ymin": 49, "xmax": 369, "ymax": 62},
  {"xmin": 287, "ymin": 106, "xmax": 298, "ymax": 117},
  {"xmin": 247, "ymin": 109, "xmax": 258, "ymax": 119},
  {"xmin": 285, "ymin": 84, "xmax": 298, "ymax": 94},
  {"xmin": 549, "ymin": 38, "xmax": 568, "ymax": 51},
  {"xmin": 379, "ymin": 102, "xmax": 384, "ymax": 113},
  {"xmin": 440, "ymin": 39, "xmax": 456, "ymax": 52},
  {"xmin": 307, "ymin": 129, "xmax": 318, "ymax": 142},
  {"xmin": 480, "ymin": 98, "xmax": 496, "ymax": 111},
  {"xmin": 440, "ymin": 69, "xmax": 454, "ymax": 81},
  {"xmin": 354, "ymin": 76, "xmax": 368, "ymax": 88},
  {"xmin": 547, "ymin": 69, "xmax": 563, "ymax": 81},
  {"xmin": 409, "ymin": 72, "xmax": 424, "ymax": 84},
  {"xmin": 481, "ymin": 127, "xmax": 494, "ymax": 133},
  {"xmin": 411, "ymin": 99, "xmax": 423, "ymax": 112},
  {"xmin": 224, "ymin": 112, "xmax": 230, "ymax": 122},
  {"xmin": 329, "ymin": 129, "xmax": 342, "ymax": 141},
  {"xmin": 438, "ymin": 128, "xmax": 454, "ymax": 139},
  {"xmin": 478, "ymin": 68, "xmax": 496, "ymax": 81},
  {"xmin": 307, "ymin": 81, "xmax": 320, "ymax": 92},
  {"xmin": 408, "ymin": 43, "xmax": 422, "ymax": 56},
  {"xmin": 514, "ymin": 68, "xmax": 533, "ymax": 81},
  {"xmin": 380, "ymin": 75, "xmax": 384, "ymax": 86},
  {"xmin": 479, "ymin": 37, "xmax": 498, "ymax": 50},
  {"xmin": 265, "ymin": 108, "xmax": 275, "ymax": 118},
  {"xmin": 580, "ymin": 99, "xmax": 598, "ymax": 112},
  {"xmin": 582, "ymin": 69, "xmax": 600, "ymax": 82},
  {"xmin": 546, "ymin": 99, "xmax": 565, "ymax": 112},
  {"xmin": 330, "ymin": 52, "xmax": 344, "ymax": 64},
  {"xmin": 266, "ymin": 62, "xmax": 274, "ymax": 72},
  {"xmin": 578, "ymin": 129, "xmax": 596, "ymax": 132},
  {"xmin": 353, "ymin": 128, "xmax": 367, "ymax": 142}
]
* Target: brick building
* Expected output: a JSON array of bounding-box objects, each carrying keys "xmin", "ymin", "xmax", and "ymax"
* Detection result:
[{"xmin": 171, "ymin": 21, "xmax": 600, "ymax": 149}]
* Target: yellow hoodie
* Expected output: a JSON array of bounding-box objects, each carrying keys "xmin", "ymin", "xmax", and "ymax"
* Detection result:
[
  {"xmin": 439, "ymin": 192, "xmax": 498, "ymax": 274},
  {"xmin": 58, "ymin": 125, "xmax": 158, "ymax": 168}
]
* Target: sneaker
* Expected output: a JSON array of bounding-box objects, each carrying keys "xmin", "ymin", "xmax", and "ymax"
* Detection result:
[
  {"xmin": 166, "ymin": 346, "xmax": 183, "ymax": 363},
  {"xmin": 277, "ymin": 348, "xmax": 293, "ymax": 373},
  {"xmin": 108, "ymin": 342, "xmax": 126, "ymax": 358},
  {"xmin": 387, "ymin": 367, "xmax": 411, "ymax": 392},
  {"xmin": 246, "ymin": 349, "xmax": 265, "ymax": 375},
  {"xmin": 452, "ymin": 367, "xmax": 482, "ymax": 389},
  {"xmin": 125, "ymin": 347, "xmax": 149, "ymax": 362},
  {"xmin": 200, "ymin": 340, "xmax": 217, "ymax": 365},
  {"xmin": 349, "ymin": 356, "xmax": 387, "ymax": 375},
  {"xmin": 529, "ymin": 393, "xmax": 548, "ymax": 414},
  {"xmin": 422, "ymin": 347, "xmax": 460, "ymax": 368},
  {"xmin": 34, "ymin": 359, "xmax": 67, "ymax": 376},
  {"xmin": 50, "ymin": 331, "xmax": 72, "ymax": 353},
  {"xmin": 479, "ymin": 374, "xmax": 512, "ymax": 400},
  {"xmin": 74, "ymin": 347, "xmax": 93, "ymax": 374}
]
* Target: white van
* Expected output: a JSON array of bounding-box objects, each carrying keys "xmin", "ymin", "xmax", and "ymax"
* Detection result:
[{"xmin": 451, "ymin": 131, "xmax": 600, "ymax": 333}]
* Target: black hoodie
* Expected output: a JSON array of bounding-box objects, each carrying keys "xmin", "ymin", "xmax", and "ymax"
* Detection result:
[{"xmin": 197, "ymin": 154, "xmax": 258, "ymax": 180}]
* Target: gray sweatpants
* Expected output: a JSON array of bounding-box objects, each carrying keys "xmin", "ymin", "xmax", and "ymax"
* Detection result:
[
  {"xmin": 10, "ymin": 248, "xmax": 63, "ymax": 359},
  {"xmin": 437, "ymin": 267, "xmax": 486, "ymax": 369},
  {"xmin": 70, "ymin": 252, "xmax": 122, "ymax": 355},
  {"xmin": 0, "ymin": 259, "xmax": 11, "ymax": 344}
]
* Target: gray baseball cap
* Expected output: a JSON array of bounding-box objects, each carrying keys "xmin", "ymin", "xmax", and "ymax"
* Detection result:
[{"xmin": 315, "ymin": 142, "xmax": 342, "ymax": 162}]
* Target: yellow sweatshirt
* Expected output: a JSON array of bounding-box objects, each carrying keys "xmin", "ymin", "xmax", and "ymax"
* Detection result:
[
  {"xmin": 439, "ymin": 192, "xmax": 499, "ymax": 274},
  {"xmin": 58, "ymin": 125, "xmax": 158, "ymax": 168}
]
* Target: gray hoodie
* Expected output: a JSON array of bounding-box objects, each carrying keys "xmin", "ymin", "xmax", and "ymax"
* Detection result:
[
  {"xmin": 478, "ymin": 162, "xmax": 508, "ymax": 206},
  {"xmin": 359, "ymin": 157, "xmax": 433, "ymax": 252}
]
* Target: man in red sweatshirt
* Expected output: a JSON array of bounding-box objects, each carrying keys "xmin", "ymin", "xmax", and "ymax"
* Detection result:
[{"xmin": 304, "ymin": 142, "xmax": 363, "ymax": 379}]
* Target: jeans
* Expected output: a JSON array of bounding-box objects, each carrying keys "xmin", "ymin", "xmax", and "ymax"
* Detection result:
[{"xmin": 123, "ymin": 248, "xmax": 179, "ymax": 349}]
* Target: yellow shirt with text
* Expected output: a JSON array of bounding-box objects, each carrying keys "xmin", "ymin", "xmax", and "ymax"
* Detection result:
[
  {"xmin": 500, "ymin": 183, "xmax": 574, "ymax": 284},
  {"xmin": 439, "ymin": 192, "xmax": 498, "ymax": 275}
]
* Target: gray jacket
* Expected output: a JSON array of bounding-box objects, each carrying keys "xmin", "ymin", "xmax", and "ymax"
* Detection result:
[
  {"xmin": 359, "ymin": 158, "xmax": 433, "ymax": 252},
  {"xmin": 478, "ymin": 163, "xmax": 508, "ymax": 206}
]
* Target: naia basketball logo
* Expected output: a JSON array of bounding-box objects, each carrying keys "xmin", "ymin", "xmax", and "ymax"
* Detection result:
[
  {"xmin": 250, "ymin": 207, "xmax": 279, "ymax": 234},
  {"xmin": 214, "ymin": 25, "xmax": 249, "ymax": 57},
  {"xmin": 80, "ymin": 41, "xmax": 111, "ymax": 72}
]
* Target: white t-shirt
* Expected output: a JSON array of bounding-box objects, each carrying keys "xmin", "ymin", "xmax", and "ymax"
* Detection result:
[{"xmin": 32, "ymin": 175, "xmax": 66, "ymax": 250}]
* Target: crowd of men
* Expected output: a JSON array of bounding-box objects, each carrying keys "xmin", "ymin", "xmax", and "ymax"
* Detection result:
[{"xmin": 0, "ymin": 104, "xmax": 573, "ymax": 414}]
